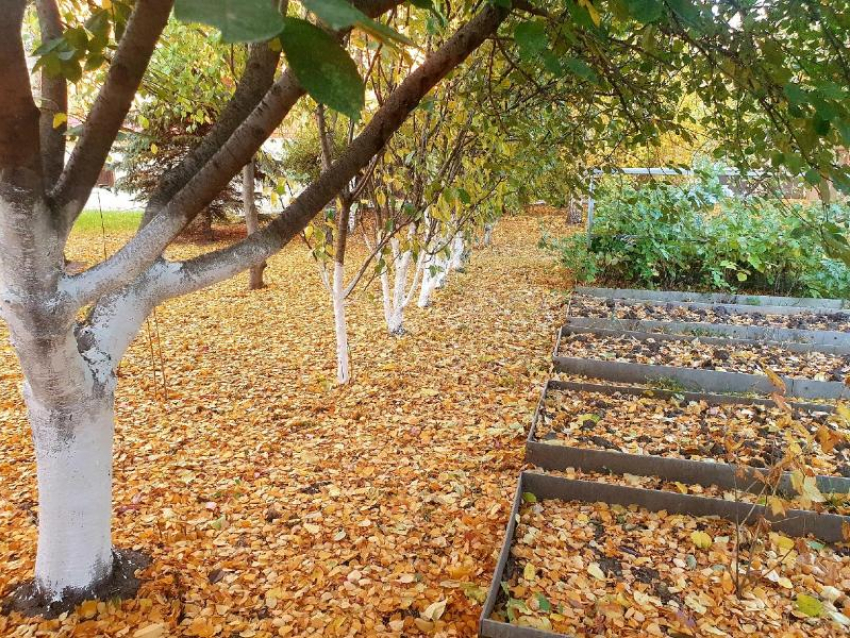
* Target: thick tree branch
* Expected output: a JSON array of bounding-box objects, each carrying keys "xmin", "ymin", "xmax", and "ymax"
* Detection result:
[
  {"xmin": 143, "ymin": 41, "xmax": 281, "ymax": 223},
  {"xmin": 51, "ymin": 0, "xmax": 173, "ymax": 227},
  {"xmin": 156, "ymin": 2, "xmax": 509, "ymax": 300},
  {"xmin": 36, "ymin": 0, "xmax": 68, "ymax": 189},
  {"xmin": 64, "ymin": 0, "xmax": 410, "ymax": 307},
  {"xmin": 142, "ymin": 0, "xmax": 404, "ymax": 226},
  {"xmin": 60, "ymin": 72, "xmax": 307, "ymax": 308},
  {"xmin": 0, "ymin": 0, "xmax": 42, "ymax": 189}
]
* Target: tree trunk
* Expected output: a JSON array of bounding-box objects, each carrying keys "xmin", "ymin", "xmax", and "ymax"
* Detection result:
[
  {"xmin": 243, "ymin": 161, "xmax": 266, "ymax": 290},
  {"xmin": 380, "ymin": 266, "xmax": 405, "ymax": 335},
  {"xmin": 449, "ymin": 233, "xmax": 466, "ymax": 271},
  {"xmin": 332, "ymin": 261, "xmax": 350, "ymax": 383},
  {"xmin": 418, "ymin": 253, "xmax": 436, "ymax": 308},
  {"xmin": 380, "ymin": 238, "xmax": 410, "ymax": 335},
  {"xmin": 28, "ymin": 387, "xmax": 115, "ymax": 599},
  {"xmin": 483, "ymin": 222, "xmax": 494, "ymax": 247},
  {"xmin": 434, "ymin": 251, "xmax": 449, "ymax": 289},
  {"xmin": 567, "ymin": 196, "xmax": 583, "ymax": 224}
]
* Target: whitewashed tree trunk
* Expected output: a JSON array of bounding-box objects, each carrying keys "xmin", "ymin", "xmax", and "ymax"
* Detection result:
[
  {"xmin": 483, "ymin": 221, "xmax": 494, "ymax": 247},
  {"xmin": 332, "ymin": 262, "xmax": 350, "ymax": 383},
  {"xmin": 449, "ymin": 232, "xmax": 467, "ymax": 271},
  {"xmin": 29, "ymin": 388, "xmax": 115, "ymax": 599},
  {"xmin": 380, "ymin": 266, "xmax": 394, "ymax": 331},
  {"xmin": 0, "ymin": 191, "xmax": 119, "ymax": 602},
  {"xmin": 434, "ymin": 251, "xmax": 449, "ymax": 289},
  {"xmin": 418, "ymin": 253, "xmax": 437, "ymax": 308},
  {"xmin": 379, "ymin": 236, "xmax": 424, "ymax": 334}
]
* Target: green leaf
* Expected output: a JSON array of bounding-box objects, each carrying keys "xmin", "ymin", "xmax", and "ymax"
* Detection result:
[
  {"xmin": 356, "ymin": 17, "xmax": 415, "ymax": 47},
  {"xmin": 837, "ymin": 120, "xmax": 850, "ymax": 146},
  {"xmin": 783, "ymin": 83, "xmax": 808, "ymax": 106},
  {"xmin": 514, "ymin": 21, "xmax": 548, "ymax": 63},
  {"xmin": 279, "ymin": 18, "xmax": 364, "ymax": 120},
  {"xmin": 302, "ymin": 0, "xmax": 414, "ymax": 46},
  {"xmin": 563, "ymin": 56, "xmax": 598, "ymax": 83},
  {"xmin": 796, "ymin": 594, "xmax": 823, "ymax": 618},
  {"xmin": 535, "ymin": 592, "xmax": 551, "ymax": 613},
  {"xmin": 302, "ymin": 0, "xmax": 363, "ymax": 29},
  {"xmin": 521, "ymin": 492, "xmax": 537, "ymax": 503},
  {"xmin": 409, "ymin": 0, "xmax": 447, "ymax": 25},
  {"xmin": 804, "ymin": 167, "xmax": 822, "ymax": 185},
  {"xmin": 174, "ymin": 0, "xmax": 284, "ymax": 43},
  {"xmin": 666, "ymin": 0, "xmax": 701, "ymax": 27},
  {"xmin": 624, "ymin": 0, "xmax": 663, "ymax": 23}
]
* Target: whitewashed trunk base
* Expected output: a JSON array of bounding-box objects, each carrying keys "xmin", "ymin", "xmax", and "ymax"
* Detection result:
[
  {"xmin": 332, "ymin": 263, "xmax": 350, "ymax": 384},
  {"xmin": 30, "ymin": 392, "xmax": 114, "ymax": 599},
  {"xmin": 5, "ymin": 390, "xmax": 149, "ymax": 616}
]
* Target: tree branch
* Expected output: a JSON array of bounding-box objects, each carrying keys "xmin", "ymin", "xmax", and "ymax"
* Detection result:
[
  {"xmin": 51, "ymin": 0, "xmax": 173, "ymax": 228},
  {"xmin": 64, "ymin": 0, "xmax": 411, "ymax": 307},
  {"xmin": 142, "ymin": 41, "xmax": 281, "ymax": 223},
  {"xmin": 36, "ymin": 0, "xmax": 67, "ymax": 189},
  {"xmin": 142, "ymin": 0, "xmax": 404, "ymax": 225},
  {"xmin": 0, "ymin": 0, "xmax": 42, "ymax": 189},
  {"xmin": 155, "ymin": 2, "xmax": 509, "ymax": 301},
  {"xmin": 61, "ymin": 71, "xmax": 307, "ymax": 308}
]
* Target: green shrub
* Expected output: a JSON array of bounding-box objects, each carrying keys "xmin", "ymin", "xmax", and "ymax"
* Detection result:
[
  {"xmin": 541, "ymin": 166, "xmax": 850, "ymax": 298},
  {"xmin": 538, "ymin": 232, "xmax": 598, "ymax": 283}
]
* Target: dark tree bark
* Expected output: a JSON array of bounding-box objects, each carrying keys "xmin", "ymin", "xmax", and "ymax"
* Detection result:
[
  {"xmin": 35, "ymin": 0, "xmax": 67, "ymax": 189},
  {"xmin": 52, "ymin": 0, "xmax": 173, "ymax": 230}
]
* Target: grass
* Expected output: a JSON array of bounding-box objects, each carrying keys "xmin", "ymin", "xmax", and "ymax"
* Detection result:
[{"xmin": 72, "ymin": 209, "xmax": 142, "ymax": 234}]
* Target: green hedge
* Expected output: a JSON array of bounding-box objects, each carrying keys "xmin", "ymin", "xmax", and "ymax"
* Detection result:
[{"xmin": 541, "ymin": 170, "xmax": 850, "ymax": 298}]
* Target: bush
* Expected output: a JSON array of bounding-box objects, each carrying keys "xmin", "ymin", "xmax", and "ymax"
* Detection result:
[
  {"xmin": 541, "ymin": 167, "xmax": 850, "ymax": 298},
  {"xmin": 539, "ymin": 232, "xmax": 597, "ymax": 283}
]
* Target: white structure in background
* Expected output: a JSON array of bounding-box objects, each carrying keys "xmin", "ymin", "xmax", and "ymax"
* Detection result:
[{"xmin": 84, "ymin": 186, "xmax": 139, "ymax": 212}]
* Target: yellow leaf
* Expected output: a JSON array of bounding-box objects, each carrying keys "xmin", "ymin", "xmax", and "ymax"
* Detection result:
[
  {"xmin": 79, "ymin": 599, "xmax": 98, "ymax": 619},
  {"xmin": 775, "ymin": 535, "xmax": 795, "ymax": 552},
  {"xmin": 133, "ymin": 624, "xmax": 166, "ymax": 638},
  {"xmin": 817, "ymin": 425, "xmax": 843, "ymax": 452},
  {"xmin": 523, "ymin": 562, "xmax": 536, "ymax": 582},
  {"xmin": 150, "ymin": 142, "xmax": 159, "ymax": 155},
  {"xmin": 587, "ymin": 562, "xmax": 606, "ymax": 580},
  {"xmin": 836, "ymin": 402, "xmax": 850, "ymax": 426},
  {"xmin": 767, "ymin": 496, "xmax": 786, "ymax": 517},
  {"xmin": 421, "ymin": 599, "xmax": 447, "ymax": 622},
  {"xmin": 52, "ymin": 112, "xmax": 67, "ymax": 129},
  {"xmin": 102, "ymin": 0, "xmax": 112, "ymax": 8},
  {"xmin": 579, "ymin": 0, "xmax": 601, "ymax": 26},
  {"xmin": 690, "ymin": 531, "xmax": 712, "ymax": 550},
  {"xmin": 764, "ymin": 368, "xmax": 786, "ymax": 394},
  {"xmin": 796, "ymin": 594, "xmax": 824, "ymax": 617},
  {"xmin": 801, "ymin": 476, "xmax": 826, "ymax": 503},
  {"xmin": 187, "ymin": 618, "xmax": 217, "ymax": 638}
]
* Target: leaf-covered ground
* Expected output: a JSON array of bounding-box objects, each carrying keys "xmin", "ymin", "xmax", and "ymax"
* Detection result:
[
  {"xmin": 570, "ymin": 295, "xmax": 850, "ymax": 332},
  {"xmin": 0, "ymin": 216, "xmax": 567, "ymax": 637},
  {"xmin": 558, "ymin": 332, "xmax": 850, "ymax": 381},
  {"xmin": 534, "ymin": 387, "xmax": 850, "ymax": 476},
  {"xmin": 497, "ymin": 489, "xmax": 850, "ymax": 636}
]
